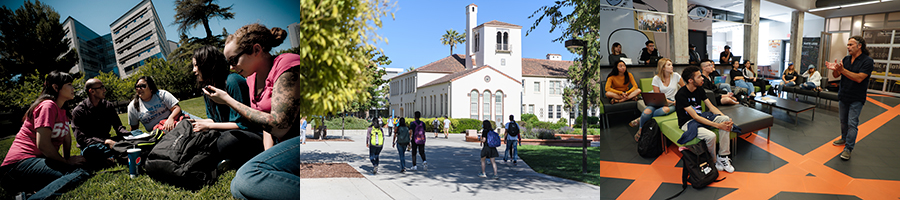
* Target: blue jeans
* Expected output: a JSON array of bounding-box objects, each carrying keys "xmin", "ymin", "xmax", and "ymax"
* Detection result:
[
  {"xmin": 396, "ymin": 143, "xmax": 408, "ymax": 169},
  {"xmin": 778, "ymin": 81, "xmax": 796, "ymax": 90},
  {"xmin": 801, "ymin": 82, "xmax": 816, "ymax": 90},
  {"xmin": 503, "ymin": 140, "xmax": 518, "ymax": 162},
  {"xmin": 369, "ymin": 146, "xmax": 383, "ymax": 167},
  {"xmin": 0, "ymin": 158, "xmax": 90, "ymax": 200},
  {"xmin": 717, "ymin": 83, "xmax": 732, "ymax": 93},
  {"xmin": 734, "ymin": 80, "xmax": 755, "ymax": 94},
  {"xmin": 640, "ymin": 105, "xmax": 675, "ymax": 128},
  {"xmin": 839, "ymin": 100, "xmax": 864, "ymax": 152},
  {"xmin": 231, "ymin": 136, "xmax": 300, "ymax": 200}
]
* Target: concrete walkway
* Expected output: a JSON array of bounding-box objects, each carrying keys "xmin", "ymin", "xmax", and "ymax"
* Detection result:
[{"xmin": 300, "ymin": 130, "xmax": 601, "ymax": 200}]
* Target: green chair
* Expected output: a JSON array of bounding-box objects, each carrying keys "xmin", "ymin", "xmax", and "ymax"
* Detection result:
[
  {"xmin": 653, "ymin": 101, "xmax": 739, "ymax": 156},
  {"xmin": 640, "ymin": 78, "xmax": 653, "ymax": 93}
]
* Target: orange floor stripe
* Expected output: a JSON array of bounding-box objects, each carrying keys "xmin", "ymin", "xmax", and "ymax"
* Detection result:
[
  {"xmin": 606, "ymin": 98, "xmax": 900, "ymax": 199},
  {"xmin": 868, "ymin": 97, "xmax": 894, "ymax": 110}
]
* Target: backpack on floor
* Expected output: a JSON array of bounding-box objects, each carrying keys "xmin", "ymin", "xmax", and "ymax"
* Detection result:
[
  {"xmin": 637, "ymin": 118, "xmax": 663, "ymax": 158},
  {"xmin": 412, "ymin": 120, "xmax": 426, "ymax": 144},
  {"xmin": 667, "ymin": 140, "xmax": 724, "ymax": 199},
  {"xmin": 486, "ymin": 130, "xmax": 501, "ymax": 147},
  {"xmin": 507, "ymin": 122, "xmax": 520, "ymax": 137},
  {"xmin": 111, "ymin": 128, "xmax": 167, "ymax": 158},
  {"xmin": 144, "ymin": 120, "xmax": 222, "ymax": 190}
]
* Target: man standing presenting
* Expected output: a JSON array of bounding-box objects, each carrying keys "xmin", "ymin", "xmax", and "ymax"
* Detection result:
[
  {"xmin": 639, "ymin": 40, "xmax": 660, "ymax": 65},
  {"xmin": 826, "ymin": 36, "xmax": 874, "ymax": 160},
  {"xmin": 442, "ymin": 116, "xmax": 451, "ymax": 139},
  {"xmin": 72, "ymin": 78, "xmax": 131, "ymax": 165},
  {"xmin": 719, "ymin": 45, "xmax": 733, "ymax": 65}
]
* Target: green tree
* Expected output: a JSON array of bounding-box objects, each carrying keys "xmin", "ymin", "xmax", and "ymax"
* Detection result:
[
  {"xmin": 136, "ymin": 58, "xmax": 196, "ymax": 99},
  {"xmin": 299, "ymin": 0, "xmax": 395, "ymax": 117},
  {"xmin": 527, "ymin": 1, "xmax": 605, "ymax": 116},
  {"xmin": 440, "ymin": 29, "xmax": 465, "ymax": 56},
  {"xmin": 0, "ymin": 0, "xmax": 79, "ymax": 78},
  {"xmin": 173, "ymin": 0, "xmax": 235, "ymax": 39}
]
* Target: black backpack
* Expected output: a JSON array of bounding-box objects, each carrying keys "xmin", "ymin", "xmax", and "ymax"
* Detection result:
[
  {"xmin": 637, "ymin": 119, "xmax": 663, "ymax": 158},
  {"xmin": 144, "ymin": 120, "xmax": 222, "ymax": 190},
  {"xmin": 507, "ymin": 122, "xmax": 520, "ymax": 137},
  {"xmin": 667, "ymin": 140, "xmax": 724, "ymax": 199}
]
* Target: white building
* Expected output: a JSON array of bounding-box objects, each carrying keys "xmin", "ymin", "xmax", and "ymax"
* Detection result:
[
  {"xmin": 109, "ymin": 0, "xmax": 172, "ymax": 77},
  {"xmin": 288, "ymin": 23, "xmax": 300, "ymax": 48},
  {"xmin": 388, "ymin": 4, "xmax": 572, "ymax": 124}
]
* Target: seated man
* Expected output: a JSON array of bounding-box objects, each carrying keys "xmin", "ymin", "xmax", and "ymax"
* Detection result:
[
  {"xmin": 700, "ymin": 60, "xmax": 739, "ymax": 105},
  {"xmin": 72, "ymin": 78, "xmax": 131, "ymax": 167},
  {"xmin": 676, "ymin": 66, "xmax": 736, "ymax": 173}
]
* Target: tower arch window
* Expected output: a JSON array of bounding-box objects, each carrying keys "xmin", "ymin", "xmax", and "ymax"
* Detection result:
[{"xmin": 470, "ymin": 90, "xmax": 479, "ymax": 119}]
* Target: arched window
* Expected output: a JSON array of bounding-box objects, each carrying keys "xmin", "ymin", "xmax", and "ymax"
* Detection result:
[
  {"xmin": 470, "ymin": 90, "xmax": 479, "ymax": 119},
  {"xmin": 496, "ymin": 32, "xmax": 502, "ymax": 50},
  {"xmin": 494, "ymin": 91, "xmax": 503, "ymax": 123},
  {"xmin": 483, "ymin": 90, "xmax": 491, "ymax": 121},
  {"xmin": 474, "ymin": 33, "xmax": 479, "ymax": 52},
  {"xmin": 503, "ymin": 32, "xmax": 508, "ymax": 49}
]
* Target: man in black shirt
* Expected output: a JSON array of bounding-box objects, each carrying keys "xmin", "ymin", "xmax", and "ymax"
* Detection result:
[
  {"xmin": 639, "ymin": 40, "xmax": 660, "ymax": 65},
  {"xmin": 689, "ymin": 44, "xmax": 701, "ymax": 64},
  {"xmin": 73, "ymin": 78, "xmax": 131, "ymax": 167},
  {"xmin": 675, "ymin": 66, "xmax": 735, "ymax": 173},
  {"xmin": 826, "ymin": 36, "xmax": 874, "ymax": 160},
  {"xmin": 701, "ymin": 60, "xmax": 738, "ymax": 105},
  {"xmin": 719, "ymin": 45, "xmax": 733, "ymax": 64}
]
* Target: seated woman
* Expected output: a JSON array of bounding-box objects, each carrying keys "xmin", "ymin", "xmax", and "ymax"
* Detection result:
[
  {"xmin": 0, "ymin": 71, "xmax": 90, "ymax": 199},
  {"xmin": 633, "ymin": 58, "xmax": 683, "ymax": 141},
  {"xmin": 127, "ymin": 76, "xmax": 183, "ymax": 132},
  {"xmin": 730, "ymin": 60, "xmax": 755, "ymax": 96},
  {"xmin": 777, "ymin": 63, "xmax": 799, "ymax": 93},
  {"xmin": 800, "ymin": 65, "xmax": 821, "ymax": 91},
  {"xmin": 605, "ymin": 60, "xmax": 641, "ymax": 104},
  {"xmin": 702, "ymin": 60, "xmax": 739, "ymax": 106},
  {"xmin": 188, "ymin": 45, "xmax": 264, "ymax": 169},
  {"xmin": 608, "ymin": 42, "xmax": 627, "ymax": 66},
  {"xmin": 741, "ymin": 60, "xmax": 771, "ymax": 96}
]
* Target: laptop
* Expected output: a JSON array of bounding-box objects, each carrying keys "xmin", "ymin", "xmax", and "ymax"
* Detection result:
[{"xmin": 641, "ymin": 92, "xmax": 668, "ymax": 107}]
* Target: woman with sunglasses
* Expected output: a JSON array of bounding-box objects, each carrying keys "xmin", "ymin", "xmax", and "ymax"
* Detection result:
[
  {"xmin": 127, "ymin": 76, "xmax": 183, "ymax": 132},
  {"xmin": 203, "ymin": 23, "xmax": 301, "ymax": 199},
  {"xmin": 188, "ymin": 45, "xmax": 264, "ymax": 170}
]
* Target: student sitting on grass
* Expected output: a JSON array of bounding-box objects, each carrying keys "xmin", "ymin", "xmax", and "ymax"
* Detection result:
[
  {"xmin": 127, "ymin": 76, "xmax": 184, "ymax": 132},
  {"xmin": 0, "ymin": 71, "xmax": 91, "ymax": 200},
  {"xmin": 187, "ymin": 45, "xmax": 264, "ymax": 170},
  {"xmin": 72, "ymin": 78, "xmax": 132, "ymax": 169}
]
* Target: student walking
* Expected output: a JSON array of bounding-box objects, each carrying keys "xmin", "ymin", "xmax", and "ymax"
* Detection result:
[
  {"xmin": 432, "ymin": 118, "xmax": 442, "ymax": 138},
  {"xmin": 503, "ymin": 115, "xmax": 522, "ymax": 165},
  {"xmin": 300, "ymin": 116, "xmax": 308, "ymax": 144},
  {"xmin": 386, "ymin": 116, "xmax": 394, "ymax": 137},
  {"xmin": 442, "ymin": 116, "xmax": 451, "ymax": 139},
  {"xmin": 367, "ymin": 116, "xmax": 385, "ymax": 174},
  {"xmin": 392, "ymin": 118, "xmax": 411, "ymax": 173},
  {"xmin": 410, "ymin": 111, "xmax": 427, "ymax": 171},
  {"xmin": 479, "ymin": 120, "xmax": 500, "ymax": 179}
]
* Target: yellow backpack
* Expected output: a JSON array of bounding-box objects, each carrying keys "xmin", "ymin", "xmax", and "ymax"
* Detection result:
[{"xmin": 370, "ymin": 128, "xmax": 384, "ymax": 146}]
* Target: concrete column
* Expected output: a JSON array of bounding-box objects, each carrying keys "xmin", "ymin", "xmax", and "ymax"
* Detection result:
[
  {"xmin": 668, "ymin": 0, "xmax": 689, "ymax": 64},
  {"xmin": 790, "ymin": 11, "xmax": 805, "ymax": 69},
  {"xmin": 743, "ymin": 0, "xmax": 760, "ymax": 71}
]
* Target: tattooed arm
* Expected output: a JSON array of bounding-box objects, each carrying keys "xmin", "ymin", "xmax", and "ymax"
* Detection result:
[{"xmin": 205, "ymin": 67, "xmax": 300, "ymax": 139}]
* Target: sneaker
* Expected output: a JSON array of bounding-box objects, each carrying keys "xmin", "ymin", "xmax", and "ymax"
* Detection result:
[
  {"xmin": 629, "ymin": 118, "xmax": 640, "ymax": 127},
  {"xmin": 717, "ymin": 156, "xmax": 735, "ymax": 173},
  {"xmin": 410, "ymin": 166, "xmax": 417, "ymax": 171},
  {"xmin": 401, "ymin": 168, "xmax": 406, "ymax": 173},
  {"xmin": 373, "ymin": 166, "xmax": 378, "ymax": 174},
  {"xmin": 513, "ymin": 160, "xmax": 517, "ymax": 166},
  {"xmin": 478, "ymin": 173, "xmax": 487, "ymax": 178},
  {"xmin": 445, "ymin": 135, "xmax": 448, "ymax": 139},
  {"xmin": 840, "ymin": 149, "xmax": 851, "ymax": 160},
  {"xmin": 833, "ymin": 139, "xmax": 846, "ymax": 146},
  {"xmin": 491, "ymin": 175, "xmax": 499, "ymax": 179},
  {"xmin": 423, "ymin": 162, "xmax": 427, "ymax": 171}
]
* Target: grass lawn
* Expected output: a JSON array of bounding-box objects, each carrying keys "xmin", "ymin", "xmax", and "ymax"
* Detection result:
[
  {"xmin": 517, "ymin": 145, "xmax": 604, "ymax": 186},
  {"xmin": 1, "ymin": 97, "xmax": 238, "ymax": 199}
]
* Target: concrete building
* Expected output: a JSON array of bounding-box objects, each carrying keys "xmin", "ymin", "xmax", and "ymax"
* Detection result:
[
  {"xmin": 388, "ymin": 4, "xmax": 572, "ymax": 123},
  {"xmin": 288, "ymin": 23, "xmax": 300, "ymax": 48},
  {"xmin": 62, "ymin": 17, "xmax": 117, "ymax": 79},
  {"xmin": 109, "ymin": 0, "xmax": 172, "ymax": 77}
]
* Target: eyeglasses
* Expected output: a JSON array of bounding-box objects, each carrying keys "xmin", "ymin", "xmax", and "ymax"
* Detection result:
[
  {"xmin": 227, "ymin": 51, "xmax": 246, "ymax": 66},
  {"xmin": 135, "ymin": 84, "xmax": 148, "ymax": 89},
  {"xmin": 91, "ymin": 85, "xmax": 106, "ymax": 90}
]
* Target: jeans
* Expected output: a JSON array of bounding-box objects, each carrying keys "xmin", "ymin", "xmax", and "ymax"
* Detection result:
[
  {"xmin": 639, "ymin": 105, "xmax": 675, "ymax": 128},
  {"xmin": 734, "ymin": 80, "xmax": 755, "ymax": 94},
  {"xmin": 839, "ymin": 101, "xmax": 864, "ymax": 152},
  {"xmin": 0, "ymin": 158, "xmax": 91, "ymax": 200},
  {"xmin": 300, "ymin": 129, "xmax": 307, "ymax": 144},
  {"xmin": 231, "ymin": 136, "xmax": 300, "ymax": 200},
  {"xmin": 503, "ymin": 140, "xmax": 519, "ymax": 162},
  {"xmin": 369, "ymin": 146, "xmax": 383, "ymax": 167},
  {"xmin": 801, "ymin": 82, "xmax": 817, "ymax": 90},
  {"xmin": 717, "ymin": 83, "xmax": 732, "ymax": 93},
  {"xmin": 396, "ymin": 143, "xmax": 408, "ymax": 169}
]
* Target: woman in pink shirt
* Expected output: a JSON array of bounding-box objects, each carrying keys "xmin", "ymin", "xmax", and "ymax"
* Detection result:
[
  {"xmin": 0, "ymin": 71, "xmax": 90, "ymax": 199},
  {"xmin": 204, "ymin": 23, "xmax": 300, "ymax": 200}
]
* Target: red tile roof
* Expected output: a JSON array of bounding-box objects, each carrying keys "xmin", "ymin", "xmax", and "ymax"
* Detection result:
[
  {"xmin": 393, "ymin": 54, "xmax": 467, "ymax": 78},
  {"xmin": 521, "ymin": 58, "xmax": 571, "ymax": 77},
  {"xmin": 475, "ymin": 20, "xmax": 522, "ymax": 29}
]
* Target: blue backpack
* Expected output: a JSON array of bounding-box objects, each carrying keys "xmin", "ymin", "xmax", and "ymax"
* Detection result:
[{"xmin": 486, "ymin": 130, "xmax": 501, "ymax": 147}]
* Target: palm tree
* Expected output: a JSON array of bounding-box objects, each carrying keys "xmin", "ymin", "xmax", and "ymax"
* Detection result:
[
  {"xmin": 440, "ymin": 29, "xmax": 466, "ymax": 56},
  {"xmin": 173, "ymin": 0, "xmax": 235, "ymax": 39}
]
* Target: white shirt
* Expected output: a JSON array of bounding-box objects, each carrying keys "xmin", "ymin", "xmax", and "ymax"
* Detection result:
[
  {"xmin": 127, "ymin": 90, "xmax": 179, "ymax": 131},
  {"xmin": 652, "ymin": 72, "xmax": 681, "ymax": 100},
  {"xmin": 443, "ymin": 119, "xmax": 451, "ymax": 128},
  {"xmin": 803, "ymin": 71, "xmax": 822, "ymax": 87}
]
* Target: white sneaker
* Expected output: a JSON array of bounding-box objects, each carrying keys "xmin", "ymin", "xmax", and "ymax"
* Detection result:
[
  {"xmin": 717, "ymin": 156, "xmax": 734, "ymax": 173},
  {"xmin": 423, "ymin": 162, "xmax": 428, "ymax": 171},
  {"xmin": 410, "ymin": 166, "xmax": 417, "ymax": 171}
]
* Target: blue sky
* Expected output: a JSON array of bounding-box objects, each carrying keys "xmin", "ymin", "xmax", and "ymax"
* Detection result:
[
  {"xmin": 0, "ymin": 0, "xmax": 299, "ymax": 53},
  {"xmin": 377, "ymin": 1, "xmax": 577, "ymax": 71}
]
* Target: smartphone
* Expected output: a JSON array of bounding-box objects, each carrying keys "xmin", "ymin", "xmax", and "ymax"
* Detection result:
[{"xmin": 203, "ymin": 86, "xmax": 214, "ymax": 94}]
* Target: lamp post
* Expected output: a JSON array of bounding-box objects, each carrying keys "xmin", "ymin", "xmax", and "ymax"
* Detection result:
[{"xmin": 565, "ymin": 38, "xmax": 589, "ymax": 174}]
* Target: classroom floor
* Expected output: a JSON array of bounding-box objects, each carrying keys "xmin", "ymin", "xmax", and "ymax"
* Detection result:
[{"xmin": 597, "ymin": 93, "xmax": 900, "ymax": 200}]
